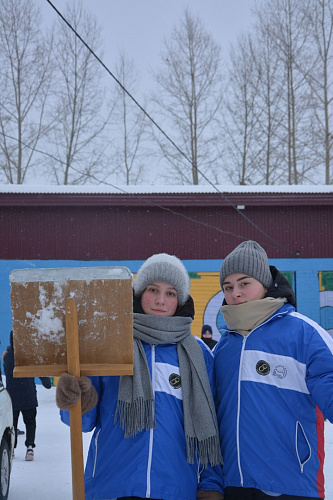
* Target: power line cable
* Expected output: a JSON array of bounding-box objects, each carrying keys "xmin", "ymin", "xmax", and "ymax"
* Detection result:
[
  {"xmin": 0, "ymin": 133, "xmax": 247, "ymax": 239},
  {"xmin": 0, "ymin": 133, "xmax": 255, "ymax": 240},
  {"xmin": 0, "ymin": 132, "xmax": 68, "ymax": 166},
  {"xmin": 40, "ymin": 1, "xmax": 295, "ymax": 254}
]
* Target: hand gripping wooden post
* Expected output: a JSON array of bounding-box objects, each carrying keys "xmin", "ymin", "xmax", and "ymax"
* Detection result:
[{"xmin": 9, "ymin": 266, "xmax": 133, "ymax": 500}]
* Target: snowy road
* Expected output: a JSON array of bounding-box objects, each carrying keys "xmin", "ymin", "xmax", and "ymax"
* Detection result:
[{"xmin": 7, "ymin": 385, "xmax": 333, "ymax": 499}]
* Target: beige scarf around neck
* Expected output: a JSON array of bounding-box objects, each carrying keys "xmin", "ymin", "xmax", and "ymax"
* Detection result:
[{"xmin": 221, "ymin": 297, "xmax": 286, "ymax": 336}]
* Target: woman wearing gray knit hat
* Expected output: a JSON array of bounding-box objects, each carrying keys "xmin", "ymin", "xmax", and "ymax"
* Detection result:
[
  {"xmin": 214, "ymin": 240, "xmax": 333, "ymax": 500},
  {"xmin": 56, "ymin": 253, "xmax": 223, "ymax": 500}
]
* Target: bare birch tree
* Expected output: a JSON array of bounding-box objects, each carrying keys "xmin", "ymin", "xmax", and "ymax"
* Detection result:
[
  {"xmin": 0, "ymin": 0, "xmax": 53, "ymax": 184},
  {"xmin": 151, "ymin": 8, "xmax": 224, "ymax": 185},
  {"xmin": 261, "ymin": 0, "xmax": 315, "ymax": 184},
  {"xmin": 223, "ymin": 34, "xmax": 263, "ymax": 184},
  {"xmin": 304, "ymin": 0, "xmax": 333, "ymax": 184},
  {"xmin": 250, "ymin": 15, "xmax": 287, "ymax": 184},
  {"xmin": 108, "ymin": 52, "xmax": 148, "ymax": 185},
  {"xmin": 47, "ymin": 0, "xmax": 112, "ymax": 185},
  {"xmin": 224, "ymin": 0, "xmax": 322, "ymax": 185}
]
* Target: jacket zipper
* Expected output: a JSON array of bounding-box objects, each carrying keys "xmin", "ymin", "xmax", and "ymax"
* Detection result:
[
  {"xmin": 237, "ymin": 336, "xmax": 246, "ymax": 486},
  {"xmin": 145, "ymin": 344, "xmax": 155, "ymax": 498},
  {"xmin": 92, "ymin": 428, "xmax": 101, "ymax": 477},
  {"xmin": 235, "ymin": 311, "xmax": 288, "ymax": 485}
]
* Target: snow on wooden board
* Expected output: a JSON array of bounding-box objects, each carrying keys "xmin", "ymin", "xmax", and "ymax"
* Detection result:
[{"xmin": 9, "ymin": 266, "xmax": 133, "ymax": 377}]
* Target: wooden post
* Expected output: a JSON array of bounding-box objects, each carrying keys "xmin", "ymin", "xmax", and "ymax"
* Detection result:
[{"xmin": 66, "ymin": 298, "xmax": 85, "ymax": 500}]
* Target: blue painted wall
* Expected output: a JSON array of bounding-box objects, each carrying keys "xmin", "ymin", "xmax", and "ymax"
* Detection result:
[{"xmin": 1, "ymin": 258, "xmax": 332, "ymax": 372}]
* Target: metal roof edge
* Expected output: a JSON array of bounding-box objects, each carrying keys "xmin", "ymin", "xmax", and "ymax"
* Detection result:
[{"xmin": 0, "ymin": 184, "xmax": 333, "ymax": 195}]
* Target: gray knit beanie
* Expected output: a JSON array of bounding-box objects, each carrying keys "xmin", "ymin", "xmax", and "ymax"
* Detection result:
[
  {"xmin": 219, "ymin": 240, "xmax": 273, "ymax": 289},
  {"xmin": 133, "ymin": 253, "xmax": 190, "ymax": 306}
]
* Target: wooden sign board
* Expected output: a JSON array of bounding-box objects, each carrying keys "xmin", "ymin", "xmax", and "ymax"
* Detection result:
[{"xmin": 10, "ymin": 266, "xmax": 133, "ymax": 377}]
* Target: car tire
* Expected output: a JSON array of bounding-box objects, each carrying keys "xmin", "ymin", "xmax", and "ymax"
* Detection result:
[{"xmin": 0, "ymin": 438, "xmax": 11, "ymax": 500}]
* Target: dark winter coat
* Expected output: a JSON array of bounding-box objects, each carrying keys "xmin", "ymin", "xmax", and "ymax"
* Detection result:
[
  {"xmin": 201, "ymin": 324, "xmax": 217, "ymax": 350},
  {"xmin": 202, "ymin": 336, "xmax": 217, "ymax": 350},
  {"xmin": 3, "ymin": 332, "xmax": 51, "ymax": 411},
  {"xmin": 266, "ymin": 265, "xmax": 297, "ymax": 306}
]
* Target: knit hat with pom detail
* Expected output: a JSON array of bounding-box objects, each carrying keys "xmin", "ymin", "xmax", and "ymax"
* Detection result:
[
  {"xmin": 219, "ymin": 240, "xmax": 273, "ymax": 289},
  {"xmin": 133, "ymin": 253, "xmax": 190, "ymax": 306}
]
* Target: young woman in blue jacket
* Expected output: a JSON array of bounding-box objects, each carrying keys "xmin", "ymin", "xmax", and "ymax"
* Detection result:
[
  {"xmin": 56, "ymin": 253, "xmax": 224, "ymax": 500},
  {"xmin": 214, "ymin": 240, "xmax": 333, "ymax": 500}
]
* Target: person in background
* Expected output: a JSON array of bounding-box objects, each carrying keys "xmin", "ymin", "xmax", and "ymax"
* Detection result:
[
  {"xmin": 56, "ymin": 253, "xmax": 224, "ymax": 500},
  {"xmin": 201, "ymin": 324, "xmax": 217, "ymax": 350},
  {"xmin": 2, "ymin": 331, "xmax": 52, "ymax": 461},
  {"xmin": 214, "ymin": 240, "xmax": 333, "ymax": 499}
]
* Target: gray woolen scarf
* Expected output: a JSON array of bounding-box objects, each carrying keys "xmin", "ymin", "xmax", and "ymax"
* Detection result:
[{"xmin": 115, "ymin": 313, "xmax": 222, "ymax": 467}]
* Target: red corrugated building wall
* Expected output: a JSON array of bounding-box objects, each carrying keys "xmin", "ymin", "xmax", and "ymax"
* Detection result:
[{"xmin": 0, "ymin": 186, "xmax": 332, "ymax": 260}]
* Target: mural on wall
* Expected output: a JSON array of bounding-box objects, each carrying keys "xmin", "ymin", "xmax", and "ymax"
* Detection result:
[
  {"xmin": 319, "ymin": 271, "xmax": 333, "ymax": 336},
  {"xmin": 203, "ymin": 290, "xmax": 227, "ymax": 340},
  {"xmin": 189, "ymin": 272, "xmax": 224, "ymax": 341}
]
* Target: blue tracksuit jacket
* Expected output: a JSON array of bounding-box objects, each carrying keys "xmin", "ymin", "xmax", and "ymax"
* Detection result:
[
  {"xmin": 61, "ymin": 338, "xmax": 223, "ymax": 500},
  {"xmin": 214, "ymin": 302, "xmax": 333, "ymax": 498}
]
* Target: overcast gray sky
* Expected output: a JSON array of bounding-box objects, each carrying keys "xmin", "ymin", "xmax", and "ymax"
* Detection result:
[{"xmin": 43, "ymin": 0, "xmax": 256, "ymax": 95}]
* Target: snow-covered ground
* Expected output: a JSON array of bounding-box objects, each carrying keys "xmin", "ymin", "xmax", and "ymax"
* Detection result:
[
  {"xmin": 7, "ymin": 384, "xmax": 333, "ymax": 499},
  {"xmin": 8, "ymin": 384, "xmax": 92, "ymax": 499}
]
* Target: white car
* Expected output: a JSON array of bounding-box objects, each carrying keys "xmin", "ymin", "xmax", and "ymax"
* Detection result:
[{"xmin": 0, "ymin": 377, "xmax": 14, "ymax": 500}]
